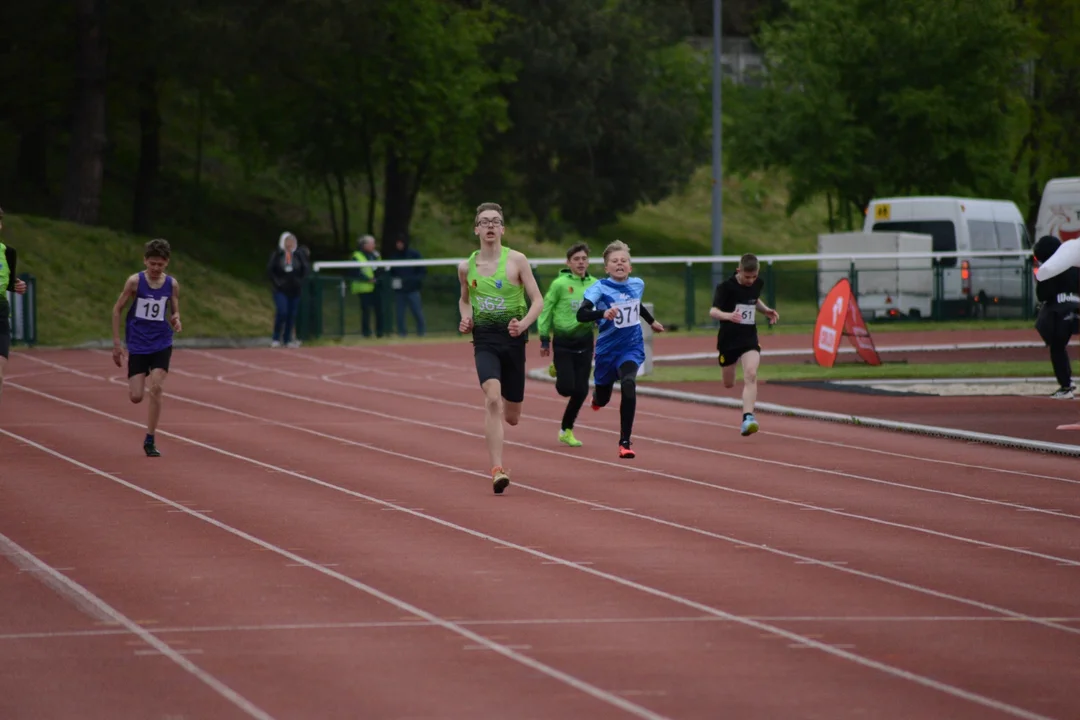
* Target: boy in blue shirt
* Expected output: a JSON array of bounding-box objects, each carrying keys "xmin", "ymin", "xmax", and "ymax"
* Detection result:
[{"xmin": 576, "ymin": 240, "xmax": 664, "ymax": 458}]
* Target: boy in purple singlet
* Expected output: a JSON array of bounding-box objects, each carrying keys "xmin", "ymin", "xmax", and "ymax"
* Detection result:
[{"xmin": 111, "ymin": 239, "xmax": 182, "ymax": 456}]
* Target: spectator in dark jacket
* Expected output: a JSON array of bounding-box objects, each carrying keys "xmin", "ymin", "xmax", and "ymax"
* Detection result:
[
  {"xmin": 388, "ymin": 233, "xmax": 426, "ymax": 337},
  {"xmin": 267, "ymin": 231, "xmax": 310, "ymax": 347},
  {"xmin": 1033, "ymin": 234, "xmax": 1080, "ymax": 398}
]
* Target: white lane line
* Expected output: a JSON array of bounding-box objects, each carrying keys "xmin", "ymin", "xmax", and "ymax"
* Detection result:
[
  {"xmin": 0, "ymin": 530, "xmax": 274, "ymax": 719},
  {"xmin": 14, "ymin": 360, "xmax": 1080, "ymax": 639},
  {"xmin": 5, "ymin": 384, "xmax": 1065, "ymax": 720},
  {"xmin": 0, "ymin": 426, "xmax": 670, "ymax": 720},
  {"xmin": 175, "ymin": 352, "xmax": 1080, "ymax": 567}
]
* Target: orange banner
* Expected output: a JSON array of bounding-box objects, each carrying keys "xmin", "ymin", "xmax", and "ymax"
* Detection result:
[
  {"xmin": 814, "ymin": 280, "xmax": 851, "ymax": 367},
  {"xmin": 845, "ymin": 291, "xmax": 881, "ymax": 367},
  {"xmin": 813, "ymin": 279, "xmax": 881, "ymax": 368}
]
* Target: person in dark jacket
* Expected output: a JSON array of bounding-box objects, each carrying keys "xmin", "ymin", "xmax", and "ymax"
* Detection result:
[
  {"xmin": 388, "ymin": 233, "xmax": 426, "ymax": 337},
  {"xmin": 1033, "ymin": 235, "xmax": 1080, "ymax": 398},
  {"xmin": 1, "ymin": 205, "xmax": 29, "ymax": 408},
  {"xmin": 267, "ymin": 231, "xmax": 310, "ymax": 348}
]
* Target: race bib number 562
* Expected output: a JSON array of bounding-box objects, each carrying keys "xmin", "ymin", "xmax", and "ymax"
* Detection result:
[
  {"xmin": 135, "ymin": 297, "xmax": 168, "ymax": 322},
  {"xmin": 476, "ymin": 295, "xmax": 506, "ymax": 312},
  {"xmin": 611, "ymin": 299, "xmax": 641, "ymax": 329}
]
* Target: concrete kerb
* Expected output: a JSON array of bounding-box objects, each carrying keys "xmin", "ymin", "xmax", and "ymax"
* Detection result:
[
  {"xmin": 525, "ymin": 368, "xmax": 1080, "ymax": 458},
  {"xmin": 67, "ymin": 337, "xmax": 274, "ymax": 350}
]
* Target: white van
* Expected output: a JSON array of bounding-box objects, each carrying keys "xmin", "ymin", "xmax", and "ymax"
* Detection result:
[
  {"xmin": 1034, "ymin": 177, "xmax": 1080, "ymax": 243},
  {"xmin": 863, "ymin": 196, "xmax": 1030, "ymax": 318}
]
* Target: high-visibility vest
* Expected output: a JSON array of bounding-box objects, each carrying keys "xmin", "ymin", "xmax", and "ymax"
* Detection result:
[{"xmin": 349, "ymin": 251, "xmax": 376, "ymax": 294}]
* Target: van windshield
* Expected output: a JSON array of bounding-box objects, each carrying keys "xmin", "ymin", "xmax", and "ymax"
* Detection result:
[{"xmin": 871, "ymin": 220, "xmax": 957, "ymax": 267}]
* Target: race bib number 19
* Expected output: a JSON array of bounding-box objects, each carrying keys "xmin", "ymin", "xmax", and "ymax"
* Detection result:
[
  {"xmin": 135, "ymin": 296, "xmax": 167, "ymax": 322},
  {"xmin": 611, "ymin": 299, "xmax": 641, "ymax": 329},
  {"xmin": 734, "ymin": 303, "xmax": 756, "ymax": 324}
]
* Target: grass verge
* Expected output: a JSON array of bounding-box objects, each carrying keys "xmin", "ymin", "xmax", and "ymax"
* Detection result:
[{"xmin": 640, "ymin": 360, "xmax": 1053, "ymax": 384}]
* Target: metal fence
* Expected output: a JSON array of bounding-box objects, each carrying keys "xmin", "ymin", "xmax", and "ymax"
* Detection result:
[
  {"xmin": 5, "ymin": 274, "xmax": 37, "ymax": 346},
  {"xmin": 298, "ymin": 250, "xmax": 1035, "ymax": 341}
]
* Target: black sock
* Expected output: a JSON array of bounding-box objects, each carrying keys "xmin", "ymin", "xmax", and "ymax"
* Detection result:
[
  {"xmin": 144, "ymin": 433, "xmax": 154, "ymax": 445},
  {"xmin": 562, "ymin": 393, "xmax": 587, "ymax": 431},
  {"xmin": 743, "ymin": 412, "xmax": 752, "ymax": 420},
  {"xmin": 619, "ymin": 384, "xmax": 637, "ymax": 444}
]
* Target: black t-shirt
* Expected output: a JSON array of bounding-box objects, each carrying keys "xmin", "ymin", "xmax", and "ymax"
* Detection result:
[
  {"xmin": 713, "ymin": 273, "xmax": 763, "ymax": 350},
  {"xmin": 1036, "ymin": 266, "xmax": 1080, "ymax": 308}
]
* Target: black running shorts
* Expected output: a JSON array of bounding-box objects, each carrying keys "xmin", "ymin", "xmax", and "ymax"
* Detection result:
[
  {"xmin": 717, "ymin": 344, "xmax": 761, "ymax": 368},
  {"xmin": 474, "ymin": 342, "xmax": 527, "ymax": 403},
  {"xmin": 0, "ymin": 329, "xmax": 9, "ymax": 360},
  {"xmin": 128, "ymin": 346, "xmax": 173, "ymax": 378}
]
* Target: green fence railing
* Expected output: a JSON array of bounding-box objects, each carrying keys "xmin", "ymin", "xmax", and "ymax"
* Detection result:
[
  {"xmin": 298, "ymin": 251, "xmax": 1037, "ymax": 342},
  {"xmin": 6, "ymin": 273, "xmax": 37, "ymax": 346}
]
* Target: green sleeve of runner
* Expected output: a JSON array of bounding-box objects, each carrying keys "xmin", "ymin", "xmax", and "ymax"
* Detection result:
[{"xmin": 537, "ymin": 273, "xmax": 567, "ymax": 343}]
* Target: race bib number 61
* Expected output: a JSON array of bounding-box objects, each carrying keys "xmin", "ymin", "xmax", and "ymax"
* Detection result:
[{"xmin": 734, "ymin": 303, "xmax": 756, "ymax": 324}]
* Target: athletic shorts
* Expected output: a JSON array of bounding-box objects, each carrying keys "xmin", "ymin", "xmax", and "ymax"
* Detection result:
[
  {"xmin": 0, "ymin": 329, "xmax": 10, "ymax": 360},
  {"xmin": 718, "ymin": 344, "xmax": 761, "ymax": 368},
  {"xmin": 594, "ymin": 346, "xmax": 645, "ymax": 387},
  {"xmin": 128, "ymin": 346, "xmax": 173, "ymax": 378},
  {"xmin": 474, "ymin": 342, "xmax": 527, "ymax": 403}
]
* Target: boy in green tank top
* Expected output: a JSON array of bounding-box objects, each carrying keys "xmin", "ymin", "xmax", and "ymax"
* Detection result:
[
  {"xmin": 0, "ymin": 206, "xmax": 29, "ymax": 409},
  {"xmin": 457, "ymin": 202, "xmax": 545, "ymax": 494},
  {"xmin": 537, "ymin": 242, "xmax": 597, "ymax": 447}
]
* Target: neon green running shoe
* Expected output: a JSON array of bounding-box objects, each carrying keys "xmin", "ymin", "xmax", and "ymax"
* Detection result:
[
  {"xmin": 547, "ymin": 362, "xmax": 557, "ymax": 378},
  {"xmin": 558, "ymin": 429, "xmax": 583, "ymax": 447}
]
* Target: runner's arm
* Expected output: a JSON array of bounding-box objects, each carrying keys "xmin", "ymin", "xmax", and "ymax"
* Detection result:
[
  {"xmin": 575, "ymin": 299, "xmax": 608, "ymax": 323},
  {"xmin": 112, "ymin": 275, "xmax": 138, "ymax": 347},
  {"xmin": 513, "ymin": 252, "xmax": 544, "ymax": 331},
  {"xmin": 537, "ymin": 276, "xmax": 560, "ymax": 349},
  {"xmin": 708, "ymin": 283, "xmax": 735, "ymax": 322},
  {"xmin": 4, "ymin": 246, "xmax": 15, "ymax": 291},
  {"xmin": 170, "ymin": 278, "xmax": 183, "ymax": 332},
  {"xmin": 457, "ymin": 260, "xmax": 473, "ymax": 332}
]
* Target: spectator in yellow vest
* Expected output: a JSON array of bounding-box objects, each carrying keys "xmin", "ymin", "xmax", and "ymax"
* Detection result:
[{"xmin": 350, "ymin": 234, "xmax": 385, "ymax": 338}]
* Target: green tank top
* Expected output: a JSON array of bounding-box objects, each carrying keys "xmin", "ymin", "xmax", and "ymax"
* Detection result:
[
  {"xmin": 0, "ymin": 242, "xmax": 9, "ymax": 294},
  {"xmin": 468, "ymin": 246, "xmax": 527, "ymax": 342}
]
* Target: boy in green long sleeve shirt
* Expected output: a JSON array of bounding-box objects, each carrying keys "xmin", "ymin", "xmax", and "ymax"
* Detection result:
[{"xmin": 538, "ymin": 242, "xmax": 597, "ymax": 446}]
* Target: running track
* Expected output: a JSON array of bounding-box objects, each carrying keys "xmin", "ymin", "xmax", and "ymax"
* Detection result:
[{"xmin": 1, "ymin": 343, "xmax": 1078, "ymax": 720}]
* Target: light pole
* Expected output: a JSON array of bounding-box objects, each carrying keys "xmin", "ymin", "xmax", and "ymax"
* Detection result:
[{"xmin": 711, "ymin": 0, "xmax": 724, "ymax": 293}]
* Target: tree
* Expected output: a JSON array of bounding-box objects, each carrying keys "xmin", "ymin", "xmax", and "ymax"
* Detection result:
[
  {"xmin": 211, "ymin": 0, "xmax": 509, "ymax": 256},
  {"xmin": 1014, "ymin": 0, "xmax": 1080, "ymax": 230},
  {"xmin": 462, "ymin": 0, "xmax": 710, "ymax": 239},
  {"xmin": 726, "ymin": 0, "xmax": 1034, "ymax": 223},
  {"xmin": 61, "ymin": 0, "xmax": 109, "ymax": 225}
]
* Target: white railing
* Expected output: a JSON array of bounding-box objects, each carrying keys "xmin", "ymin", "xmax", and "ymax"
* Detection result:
[{"xmin": 312, "ymin": 249, "xmax": 1032, "ymax": 272}]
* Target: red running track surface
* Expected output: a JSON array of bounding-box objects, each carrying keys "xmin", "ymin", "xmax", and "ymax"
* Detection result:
[{"xmin": 1, "ymin": 342, "xmax": 1078, "ymax": 720}]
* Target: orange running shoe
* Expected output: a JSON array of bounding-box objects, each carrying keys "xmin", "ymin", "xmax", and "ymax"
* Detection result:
[
  {"xmin": 618, "ymin": 441, "xmax": 635, "ymax": 459},
  {"xmin": 492, "ymin": 466, "xmax": 511, "ymax": 494}
]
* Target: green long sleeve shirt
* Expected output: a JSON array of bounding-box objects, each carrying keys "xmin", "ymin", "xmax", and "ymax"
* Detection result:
[{"xmin": 538, "ymin": 268, "xmax": 598, "ymax": 350}]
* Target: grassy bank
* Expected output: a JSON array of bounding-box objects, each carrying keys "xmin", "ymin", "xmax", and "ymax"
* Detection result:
[{"xmin": 5, "ymin": 214, "xmax": 274, "ymax": 345}]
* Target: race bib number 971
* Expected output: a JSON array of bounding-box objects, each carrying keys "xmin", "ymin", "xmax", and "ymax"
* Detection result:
[
  {"xmin": 135, "ymin": 297, "xmax": 168, "ymax": 322},
  {"xmin": 611, "ymin": 299, "xmax": 641, "ymax": 329},
  {"xmin": 734, "ymin": 303, "xmax": 756, "ymax": 324}
]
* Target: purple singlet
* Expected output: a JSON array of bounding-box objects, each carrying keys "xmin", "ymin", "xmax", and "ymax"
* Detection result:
[{"xmin": 125, "ymin": 272, "xmax": 174, "ymax": 354}]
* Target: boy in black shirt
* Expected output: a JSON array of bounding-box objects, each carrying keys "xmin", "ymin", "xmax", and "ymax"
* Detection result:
[
  {"xmin": 1033, "ymin": 235, "xmax": 1080, "ymax": 399},
  {"xmin": 709, "ymin": 253, "xmax": 779, "ymax": 435}
]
